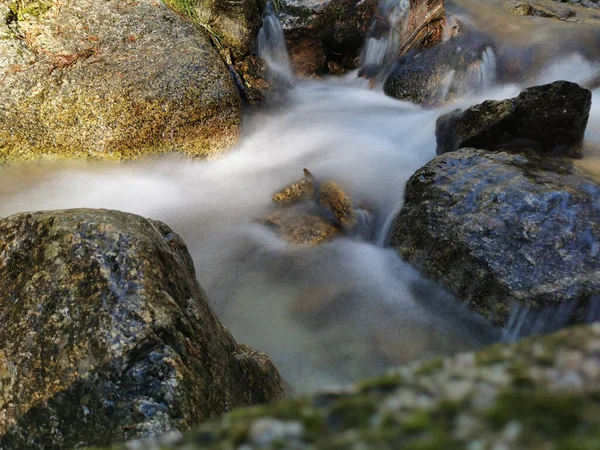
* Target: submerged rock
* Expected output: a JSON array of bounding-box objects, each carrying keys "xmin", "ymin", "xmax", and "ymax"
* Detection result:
[
  {"xmin": 0, "ymin": 0, "xmax": 241, "ymax": 161},
  {"xmin": 392, "ymin": 148, "xmax": 600, "ymax": 326},
  {"xmin": 435, "ymin": 81, "xmax": 592, "ymax": 158},
  {"xmin": 262, "ymin": 205, "xmax": 342, "ymax": 246},
  {"xmin": 0, "ymin": 209, "xmax": 284, "ymax": 449},
  {"xmin": 112, "ymin": 322, "xmax": 600, "ymax": 449}
]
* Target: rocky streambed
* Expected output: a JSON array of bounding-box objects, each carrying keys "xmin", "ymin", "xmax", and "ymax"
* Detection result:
[{"xmin": 1, "ymin": 0, "xmax": 600, "ymax": 448}]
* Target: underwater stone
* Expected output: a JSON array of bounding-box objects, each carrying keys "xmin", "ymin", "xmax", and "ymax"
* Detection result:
[{"xmin": 0, "ymin": 209, "xmax": 284, "ymax": 449}]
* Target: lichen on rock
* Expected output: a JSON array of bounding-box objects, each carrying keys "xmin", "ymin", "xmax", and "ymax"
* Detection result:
[
  {"xmin": 106, "ymin": 323, "xmax": 600, "ymax": 449},
  {"xmin": 0, "ymin": 209, "xmax": 284, "ymax": 449},
  {"xmin": 0, "ymin": 0, "xmax": 242, "ymax": 161}
]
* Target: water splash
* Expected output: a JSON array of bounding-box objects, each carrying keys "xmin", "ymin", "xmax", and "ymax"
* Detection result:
[
  {"xmin": 358, "ymin": 0, "xmax": 411, "ymax": 81},
  {"xmin": 257, "ymin": 4, "xmax": 295, "ymax": 85}
]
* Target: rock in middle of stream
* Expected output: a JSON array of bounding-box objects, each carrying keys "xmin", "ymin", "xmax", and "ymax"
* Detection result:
[{"xmin": 261, "ymin": 170, "xmax": 362, "ymax": 246}]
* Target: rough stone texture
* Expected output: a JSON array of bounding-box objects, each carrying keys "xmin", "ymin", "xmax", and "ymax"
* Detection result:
[
  {"xmin": 435, "ymin": 81, "xmax": 592, "ymax": 158},
  {"xmin": 391, "ymin": 148, "xmax": 600, "ymax": 326},
  {"xmin": 503, "ymin": 0, "xmax": 576, "ymax": 18},
  {"xmin": 262, "ymin": 206, "xmax": 342, "ymax": 246},
  {"xmin": 0, "ymin": 0, "xmax": 241, "ymax": 161},
  {"xmin": 193, "ymin": 0, "xmax": 262, "ymax": 61},
  {"xmin": 279, "ymin": 0, "xmax": 377, "ymax": 76},
  {"xmin": 260, "ymin": 171, "xmax": 361, "ymax": 245},
  {"xmin": 0, "ymin": 209, "xmax": 284, "ymax": 449},
  {"xmin": 109, "ymin": 322, "xmax": 600, "ymax": 449},
  {"xmin": 383, "ymin": 33, "xmax": 493, "ymax": 106}
]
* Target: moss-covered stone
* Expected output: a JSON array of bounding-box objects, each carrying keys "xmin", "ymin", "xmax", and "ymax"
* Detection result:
[
  {"xmin": 0, "ymin": 209, "xmax": 284, "ymax": 449},
  {"xmin": 104, "ymin": 323, "xmax": 600, "ymax": 449},
  {"xmin": 0, "ymin": 0, "xmax": 241, "ymax": 161}
]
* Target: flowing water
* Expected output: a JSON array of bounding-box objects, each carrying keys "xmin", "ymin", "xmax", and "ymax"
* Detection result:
[{"xmin": 1, "ymin": 0, "xmax": 600, "ymax": 394}]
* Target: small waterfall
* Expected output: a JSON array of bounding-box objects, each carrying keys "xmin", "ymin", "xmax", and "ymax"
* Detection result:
[
  {"xmin": 358, "ymin": 0, "xmax": 411, "ymax": 80},
  {"xmin": 500, "ymin": 298, "xmax": 600, "ymax": 343},
  {"xmin": 257, "ymin": 4, "xmax": 295, "ymax": 85}
]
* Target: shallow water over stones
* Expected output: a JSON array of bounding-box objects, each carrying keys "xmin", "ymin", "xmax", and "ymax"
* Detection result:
[{"xmin": 0, "ymin": 79, "xmax": 598, "ymax": 394}]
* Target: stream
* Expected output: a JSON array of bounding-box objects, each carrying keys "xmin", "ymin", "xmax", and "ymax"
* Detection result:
[{"xmin": 0, "ymin": 0, "xmax": 599, "ymax": 394}]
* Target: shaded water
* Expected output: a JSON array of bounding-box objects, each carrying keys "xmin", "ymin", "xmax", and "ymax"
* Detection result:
[{"xmin": 1, "ymin": 1, "xmax": 600, "ymax": 394}]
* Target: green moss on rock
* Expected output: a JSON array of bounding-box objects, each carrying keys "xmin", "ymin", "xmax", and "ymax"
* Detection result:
[
  {"xmin": 102, "ymin": 323, "xmax": 600, "ymax": 449},
  {"xmin": 0, "ymin": 0, "xmax": 242, "ymax": 161}
]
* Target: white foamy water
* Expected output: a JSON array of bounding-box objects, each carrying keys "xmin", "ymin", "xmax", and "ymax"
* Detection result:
[{"xmin": 0, "ymin": 1, "xmax": 599, "ymax": 393}]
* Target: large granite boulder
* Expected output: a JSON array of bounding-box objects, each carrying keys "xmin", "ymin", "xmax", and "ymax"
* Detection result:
[
  {"xmin": 0, "ymin": 209, "xmax": 284, "ymax": 449},
  {"xmin": 435, "ymin": 81, "xmax": 592, "ymax": 158},
  {"xmin": 391, "ymin": 148, "xmax": 600, "ymax": 327},
  {"xmin": 112, "ymin": 322, "xmax": 600, "ymax": 449},
  {"xmin": 0, "ymin": 0, "xmax": 241, "ymax": 161}
]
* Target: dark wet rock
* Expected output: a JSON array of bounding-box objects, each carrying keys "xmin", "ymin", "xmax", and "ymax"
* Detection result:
[
  {"xmin": 383, "ymin": 33, "xmax": 494, "ymax": 105},
  {"xmin": 391, "ymin": 148, "xmax": 600, "ymax": 326},
  {"xmin": 436, "ymin": 81, "xmax": 592, "ymax": 158},
  {"xmin": 278, "ymin": 0, "xmax": 377, "ymax": 76},
  {"xmin": 261, "ymin": 170, "xmax": 360, "ymax": 245},
  {"xmin": 110, "ymin": 322, "xmax": 600, "ymax": 449},
  {"xmin": 552, "ymin": 0, "xmax": 599, "ymax": 8},
  {"xmin": 0, "ymin": 0, "xmax": 241, "ymax": 161},
  {"xmin": 0, "ymin": 209, "xmax": 284, "ymax": 449}
]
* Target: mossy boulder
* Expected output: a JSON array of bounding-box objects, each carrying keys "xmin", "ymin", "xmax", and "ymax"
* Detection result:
[
  {"xmin": 436, "ymin": 81, "xmax": 592, "ymax": 158},
  {"xmin": 0, "ymin": 0, "xmax": 241, "ymax": 161},
  {"xmin": 391, "ymin": 148, "xmax": 600, "ymax": 326},
  {"xmin": 0, "ymin": 209, "xmax": 284, "ymax": 449},
  {"xmin": 107, "ymin": 322, "xmax": 600, "ymax": 449}
]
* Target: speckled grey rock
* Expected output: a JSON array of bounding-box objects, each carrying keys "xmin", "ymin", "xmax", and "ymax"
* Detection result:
[
  {"xmin": 108, "ymin": 322, "xmax": 600, "ymax": 449},
  {"xmin": 391, "ymin": 148, "xmax": 600, "ymax": 326},
  {"xmin": 0, "ymin": 0, "xmax": 241, "ymax": 161},
  {"xmin": 0, "ymin": 209, "xmax": 284, "ymax": 449},
  {"xmin": 435, "ymin": 81, "xmax": 592, "ymax": 158}
]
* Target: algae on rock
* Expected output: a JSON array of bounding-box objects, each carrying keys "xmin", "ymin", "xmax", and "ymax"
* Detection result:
[
  {"xmin": 107, "ymin": 323, "xmax": 600, "ymax": 449},
  {"xmin": 0, "ymin": 209, "xmax": 284, "ymax": 449},
  {"xmin": 0, "ymin": 0, "xmax": 241, "ymax": 161}
]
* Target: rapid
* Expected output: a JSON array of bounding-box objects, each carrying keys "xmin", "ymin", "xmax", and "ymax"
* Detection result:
[{"xmin": 1, "ymin": 0, "xmax": 599, "ymax": 394}]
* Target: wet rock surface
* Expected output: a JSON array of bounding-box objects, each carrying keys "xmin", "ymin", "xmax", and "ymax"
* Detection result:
[
  {"xmin": 383, "ymin": 33, "xmax": 494, "ymax": 105},
  {"xmin": 0, "ymin": 209, "xmax": 284, "ymax": 449},
  {"xmin": 436, "ymin": 81, "xmax": 592, "ymax": 158},
  {"xmin": 260, "ymin": 170, "xmax": 361, "ymax": 245},
  {"xmin": 110, "ymin": 323, "xmax": 600, "ymax": 449},
  {"xmin": 0, "ymin": 0, "xmax": 241, "ymax": 161},
  {"xmin": 392, "ymin": 148, "xmax": 600, "ymax": 326},
  {"xmin": 278, "ymin": 0, "xmax": 377, "ymax": 75}
]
